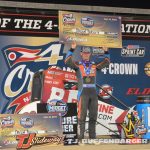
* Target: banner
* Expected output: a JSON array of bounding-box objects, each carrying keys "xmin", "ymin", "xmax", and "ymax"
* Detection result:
[
  {"xmin": 0, "ymin": 12, "xmax": 58, "ymax": 37},
  {"xmin": 122, "ymin": 19, "xmax": 150, "ymax": 39},
  {"xmin": 0, "ymin": 114, "xmax": 63, "ymax": 149},
  {"xmin": 59, "ymin": 11, "xmax": 122, "ymax": 48}
]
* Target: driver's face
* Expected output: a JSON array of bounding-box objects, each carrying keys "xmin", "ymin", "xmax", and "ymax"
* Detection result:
[{"xmin": 81, "ymin": 52, "xmax": 91, "ymax": 61}]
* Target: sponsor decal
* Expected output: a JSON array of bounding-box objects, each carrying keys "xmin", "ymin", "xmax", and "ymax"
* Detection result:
[
  {"xmin": 16, "ymin": 133, "xmax": 63, "ymax": 149},
  {"xmin": 144, "ymin": 62, "xmax": 150, "ymax": 76},
  {"xmin": 20, "ymin": 117, "xmax": 34, "ymax": 128},
  {"xmin": 62, "ymin": 13, "xmax": 76, "ymax": 25},
  {"xmin": 99, "ymin": 84, "xmax": 113, "ymax": 100},
  {"xmin": 81, "ymin": 17, "xmax": 94, "ymax": 28},
  {"xmin": 121, "ymin": 111, "xmax": 147, "ymax": 138},
  {"xmin": 121, "ymin": 45, "xmax": 145, "ymax": 57},
  {"xmin": 1, "ymin": 116, "xmax": 15, "ymax": 129},
  {"xmin": 46, "ymin": 99, "xmax": 68, "ymax": 116},
  {"xmin": 135, "ymin": 125, "xmax": 147, "ymax": 136},
  {"xmin": 101, "ymin": 63, "xmax": 138, "ymax": 75}
]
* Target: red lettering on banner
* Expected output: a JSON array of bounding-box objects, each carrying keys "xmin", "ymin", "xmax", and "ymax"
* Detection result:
[
  {"xmin": 16, "ymin": 133, "xmax": 36, "ymax": 149},
  {"xmin": 142, "ymin": 88, "xmax": 150, "ymax": 95},
  {"xmin": 126, "ymin": 88, "xmax": 150, "ymax": 95},
  {"xmin": 98, "ymin": 104, "xmax": 114, "ymax": 114}
]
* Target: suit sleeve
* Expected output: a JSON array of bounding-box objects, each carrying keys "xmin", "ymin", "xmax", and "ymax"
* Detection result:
[
  {"xmin": 96, "ymin": 51, "xmax": 110, "ymax": 70},
  {"xmin": 64, "ymin": 48, "xmax": 79, "ymax": 70},
  {"xmin": 31, "ymin": 71, "xmax": 44, "ymax": 102}
]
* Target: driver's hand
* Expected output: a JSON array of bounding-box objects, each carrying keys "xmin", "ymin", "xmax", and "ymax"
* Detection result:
[{"xmin": 71, "ymin": 42, "xmax": 77, "ymax": 49}]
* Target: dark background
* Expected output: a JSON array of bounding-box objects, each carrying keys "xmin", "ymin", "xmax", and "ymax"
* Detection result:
[{"xmin": 2, "ymin": 0, "xmax": 150, "ymax": 9}]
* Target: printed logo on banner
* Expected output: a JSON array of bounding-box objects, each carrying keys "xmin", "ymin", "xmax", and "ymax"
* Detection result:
[
  {"xmin": 1, "ymin": 42, "xmax": 64, "ymax": 113},
  {"xmin": 63, "ymin": 13, "xmax": 76, "ymax": 25},
  {"xmin": 4, "ymin": 47, "xmax": 41, "ymax": 67},
  {"xmin": 99, "ymin": 84, "xmax": 113, "ymax": 100},
  {"xmin": 16, "ymin": 133, "xmax": 63, "ymax": 149},
  {"xmin": 20, "ymin": 117, "xmax": 34, "ymax": 128},
  {"xmin": 81, "ymin": 17, "xmax": 94, "ymax": 28},
  {"xmin": 144, "ymin": 62, "xmax": 150, "ymax": 77},
  {"xmin": 0, "ymin": 116, "xmax": 15, "ymax": 129},
  {"xmin": 126, "ymin": 88, "xmax": 150, "ymax": 95},
  {"xmin": 121, "ymin": 111, "xmax": 147, "ymax": 138},
  {"xmin": 121, "ymin": 45, "xmax": 145, "ymax": 57},
  {"xmin": 46, "ymin": 99, "xmax": 68, "ymax": 116}
]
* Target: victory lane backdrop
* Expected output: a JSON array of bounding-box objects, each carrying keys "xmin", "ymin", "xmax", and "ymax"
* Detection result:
[{"xmin": 0, "ymin": 10, "xmax": 150, "ymax": 137}]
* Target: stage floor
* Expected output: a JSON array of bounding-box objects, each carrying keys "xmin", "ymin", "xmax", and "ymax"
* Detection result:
[{"xmin": 6, "ymin": 144, "xmax": 150, "ymax": 150}]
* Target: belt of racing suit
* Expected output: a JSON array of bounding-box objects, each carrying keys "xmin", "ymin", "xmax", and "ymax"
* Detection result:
[{"xmin": 83, "ymin": 84, "xmax": 96, "ymax": 88}]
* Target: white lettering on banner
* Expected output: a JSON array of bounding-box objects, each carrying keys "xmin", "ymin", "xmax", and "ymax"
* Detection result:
[
  {"xmin": 4, "ymin": 65, "xmax": 34, "ymax": 98},
  {"xmin": 63, "ymin": 125, "xmax": 73, "ymax": 132},
  {"xmin": 62, "ymin": 116, "xmax": 77, "ymax": 132},
  {"xmin": 14, "ymin": 19, "xmax": 42, "ymax": 29},
  {"xmin": 121, "ymin": 48, "xmax": 145, "ymax": 57},
  {"xmin": 48, "ymin": 87, "xmax": 78, "ymax": 103},
  {"xmin": 62, "ymin": 67, "xmax": 75, "ymax": 73},
  {"xmin": 122, "ymin": 24, "xmax": 150, "ymax": 34},
  {"xmin": 0, "ymin": 18, "xmax": 11, "ymax": 28},
  {"xmin": 66, "ymin": 36, "xmax": 87, "ymax": 42},
  {"xmin": 101, "ymin": 63, "xmax": 138, "ymax": 75},
  {"xmin": 62, "ymin": 116, "xmax": 77, "ymax": 124},
  {"xmin": 49, "ymin": 87, "xmax": 65, "ymax": 101},
  {"xmin": 81, "ymin": 139, "xmax": 148, "ymax": 144},
  {"xmin": 44, "ymin": 20, "xmax": 53, "ymax": 30},
  {"xmin": 3, "ymin": 140, "xmax": 18, "ymax": 145},
  {"xmin": 67, "ymin": 90, "xmax": 78, "ymax": 102}
]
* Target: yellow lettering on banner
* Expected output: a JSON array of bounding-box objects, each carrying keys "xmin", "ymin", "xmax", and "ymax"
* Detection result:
[{"xmin": 49, "ymin": 54, "xmax": 60, "ymax": 64}]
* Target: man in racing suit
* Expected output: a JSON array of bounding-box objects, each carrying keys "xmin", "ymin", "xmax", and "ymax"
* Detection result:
[{"xmin": 65, "ymin": 42, "xmax": 110, "ymax": 139}]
